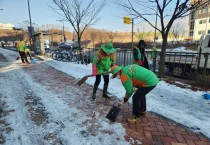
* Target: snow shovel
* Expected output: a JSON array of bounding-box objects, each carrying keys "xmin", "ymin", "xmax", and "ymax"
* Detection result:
[
  {"xmin": 106, "ymin": 105, "xmax": 121, "ymax": 122},
  {"xmin": 77, "ymin": 71, "xmax": 111, "ymax": 86},
  {"xmin": 77, "ymin": 74, "xmax": 93, "ymax": 86},
  {"xmin": 106, "ymin": 89, "xmax": 138, "ymax": 122}
]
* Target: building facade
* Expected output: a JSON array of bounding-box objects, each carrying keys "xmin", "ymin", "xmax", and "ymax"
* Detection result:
[
  {"xmin": 0, "ymin": 23, "xmax": 14, "ymax": 30},
  {"xmin": 188, "ymin": 0, "xmax": 210, "ymax": 40}
]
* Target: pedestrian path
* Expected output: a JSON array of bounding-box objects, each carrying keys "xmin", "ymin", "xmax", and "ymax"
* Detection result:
[
  {"xmin": 102, "ymin": 98, "xmax": 210, "ymax": 145},
  {"xmin": 24, "ymin": 61, "xmax": 210, "ymax": 145}
]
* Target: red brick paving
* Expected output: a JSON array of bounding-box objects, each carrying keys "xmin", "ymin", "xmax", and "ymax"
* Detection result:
[
  {"xmin": 23, "ymin": 62, "xmax": 210, "ymax": 145},
  {"xmin": 113, "ymin": 102, "xmax": 210, "ymax": 145}
]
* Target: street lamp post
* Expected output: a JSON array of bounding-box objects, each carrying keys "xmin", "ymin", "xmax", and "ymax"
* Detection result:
[
  {"xmin": 131, "ymin": 18, "xmax": 134, "ymax": 55},
  {"xmin": 56, "ymin": 20, "xmax": 65, "ymax": 42},
  {"xmin": 123, "ymin": 16, "xmax": 134, "ymax": 55}
]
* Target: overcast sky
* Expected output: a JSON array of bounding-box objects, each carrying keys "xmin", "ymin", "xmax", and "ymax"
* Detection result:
[{"xmin": 0, "ymin": 0, "xmax": 188, "ymax": 32}]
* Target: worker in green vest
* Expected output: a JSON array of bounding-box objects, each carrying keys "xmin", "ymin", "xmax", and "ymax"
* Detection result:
[
  {"xmin": 111, "ymin": 64, "xmax": 159, "ymax": 123},
  {"xmin": 133, "ymin": 40, "xmax": 149, "ymax": 69},
  {"xmin": 92, "ymin": 42, "xmax": 116, "ymax": 100},
  {"xmin": 24, "ymin": 47, "xmax": 32, "ymax": 60},
  {"xmin": 17, "ymin": 39, "xmax": 30, "ymax": 64},
  {"xmin": 151, "ymin": 45, "xmax": 157, "ymax": 59}
]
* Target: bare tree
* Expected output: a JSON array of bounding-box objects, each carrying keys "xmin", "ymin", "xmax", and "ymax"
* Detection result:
[
  {"xmin": 98, "ymin": 32, "xmax": 104, "ymax": 44},
  {"xmin": 88, "ymin": 28, "xmax": 98, "ymax": 48},
  {"xmin": 96, "ymin": 29, "xmax": 109, "ymax": 44},
  {"xmin": 135, "ymin": 31, "xmax": 146, "ymax": 40},
  {"xmin": 7, "ymin": 31, "xmax": 23, "ymax": 46},
  {"xmin": 107, "ymin": 31, "xmax": 116, "ymax": 42},
  {"xmin": 51, "ymin": 0, "xmax": 107, "ymax": 58},
  {"xmin": 171, "ymin": 20, "xmax": 187, "ymax": 45},
  {"xmin": 118, "ymin": 0, "xmax": 209, "ymax": 78}
]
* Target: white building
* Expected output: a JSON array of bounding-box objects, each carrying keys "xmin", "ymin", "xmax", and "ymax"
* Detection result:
[
  {"xmin": 188, "ymin": 0, "xmax": 210, "ymax": 40},
  {"xmin": 0, "ymin": 23, "xmax": 14, "ymax": 30}
]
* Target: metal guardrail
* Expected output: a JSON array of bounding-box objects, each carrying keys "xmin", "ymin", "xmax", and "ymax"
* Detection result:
[{"xmin": 83, "ymin": 48, "xmax": 210, "ymax": 78}]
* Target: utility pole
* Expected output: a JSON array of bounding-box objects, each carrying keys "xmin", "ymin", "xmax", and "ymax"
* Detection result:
[
  {"xmin": 27, "ymin": 0, "xmax": 33, "ymax": 52},
  {"xmin": 131, "ymin": 18, "xmax": 134, "ymax": 55},
  {"xmin": 56, "ymin": 20, "xmax": 65, "ymax": 42}
]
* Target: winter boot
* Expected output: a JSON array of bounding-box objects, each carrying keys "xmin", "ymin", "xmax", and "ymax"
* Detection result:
[
  {"xmin": 127, "ymin": 115, "xmax": 140, "ymax": 123},
  {"xmin": 92, "ymin": 84, "xmax": 98, "ymax": 100},
  {"xmin": 103, "ymin": 85, "xmax": 111, "ymax": 99}
]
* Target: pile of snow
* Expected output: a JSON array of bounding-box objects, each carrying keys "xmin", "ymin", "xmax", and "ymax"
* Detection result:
[{"xmin": 168, "ymin": 47, "xmax": 196, "ymax": 53}]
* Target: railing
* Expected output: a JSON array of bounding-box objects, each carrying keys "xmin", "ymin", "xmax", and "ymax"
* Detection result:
[{"xmin": 83, "ymin": 48, "xmax": 210, "ymax": 78}]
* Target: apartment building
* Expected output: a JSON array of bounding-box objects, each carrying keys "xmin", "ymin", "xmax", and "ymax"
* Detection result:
[{"xmin": 188, "ymin": 0, "xmax": 210, "ymax": 40}]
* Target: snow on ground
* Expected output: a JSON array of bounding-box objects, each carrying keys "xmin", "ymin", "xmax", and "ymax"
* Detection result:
[
  {"xmin": 0, "ymin": 48, "xmax": 129, "ymax": 145},
  {"xmin": 1, "ymin": 47, "xmax": 210, "ymax": 142},
  {"xmin": 44, "ymin": 56, "xmax": 210, "ymax": 138},
  {"xmin": 146, "ymin": 46, "xmax": 197, "ymax": 53},
  {"xmin": 169, "ymin": 46, "xmax": 197, "ymax": 53}
]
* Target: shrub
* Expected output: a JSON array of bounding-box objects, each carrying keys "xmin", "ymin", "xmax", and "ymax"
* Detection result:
[{"xmin": 194, "ymin": 73, "xmax": 210, "ymax": 90}]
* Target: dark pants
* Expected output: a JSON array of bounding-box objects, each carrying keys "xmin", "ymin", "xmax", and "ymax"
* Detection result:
[
  {"xmin": 19, "ymin": 51, "xmax": 28, "ymax": 63},
  {"xmin": 132, "ymin": 86, "xmax": 156, "ymax": 117},
  {"xmin": 94, "ymin": 74, "xmax": 109, "ymax": 87},
  {"xmin": 26, "ymin": 52, "xmax": 32, "ymax": 59}
]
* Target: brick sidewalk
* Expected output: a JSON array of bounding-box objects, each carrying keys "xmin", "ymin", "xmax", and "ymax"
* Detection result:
[
  {"xmin": 23, "ymin": 63, "xmax": 210, "ymax": 145},
  {"xmin": 106, "ymin": 98, "xmax": 210, "ymax": 145}
]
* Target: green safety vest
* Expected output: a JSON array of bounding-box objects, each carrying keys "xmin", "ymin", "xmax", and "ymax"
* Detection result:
[
  {"xmin": 92, "ymin": 49, "xmax": 116, "ymax": 74},
  {"xmin": 120, "ymin": 64, "xmax": 159, "ymax": 98},
  {"xmin": 132, "ymin": 47, "xmax": 142, "ymax": 64},
  {"xmin": 18, "ymin": 41, "xmax": 26, "ymax": 52},
  {"xmin": 25, "ymin": 48, "xmax": 30, "ymax": 53},
  {"xmin": 151, "ymin": 47, "xmax": 157, "ymax": 59}
]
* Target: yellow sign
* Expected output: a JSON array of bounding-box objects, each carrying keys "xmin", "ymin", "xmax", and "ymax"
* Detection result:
[{"xmin": 123, "ymin": 16, "xmax": 131, "ymax": 24}]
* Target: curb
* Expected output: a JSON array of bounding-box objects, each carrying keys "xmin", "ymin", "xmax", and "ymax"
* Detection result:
[{"xmin": 34, "ymin": 55, "xmax": 45, "ymax": 61}]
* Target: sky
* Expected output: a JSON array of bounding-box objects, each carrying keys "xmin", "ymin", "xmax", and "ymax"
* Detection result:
[
  {"xmin": 0, "ymin": 0, "xmax": 188, "ymax": 32},
  {"xmin": 0, "ymin": 0, "xmax": 134, "ymax": 32},
  {"xmin": 1, "ymin": 47, "xmax": 210, "ymax": 144}
]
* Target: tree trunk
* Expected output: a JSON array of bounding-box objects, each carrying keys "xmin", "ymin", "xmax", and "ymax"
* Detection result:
[
  {"xmin": 92, "ymin": 40, "xmax": 95, "ymax": 48},
  {"xmin": 158, "ymin": 34, "xmax": 168, "ymax": 79},
  {"xmin": 77, "ymin": 36, "xmax": 83, "ymax": 63}
]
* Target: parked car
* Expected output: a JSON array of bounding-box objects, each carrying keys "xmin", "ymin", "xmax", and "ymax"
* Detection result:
[{"xmin": 59, "ymin": 42, "xmax": 72, "ymax": 50}]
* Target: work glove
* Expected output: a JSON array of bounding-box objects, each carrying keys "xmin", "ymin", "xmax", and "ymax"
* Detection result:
[
  {"xmin": 138, "ymin": 60, "xmax": 143, "ymax": 66},
  {"xmin": 92, "ymin": 64, "xmax": 97, "ymax": 76},
  {"xmin": 119, "ymin": 97, "xmax": 129, "ymax": 106}
]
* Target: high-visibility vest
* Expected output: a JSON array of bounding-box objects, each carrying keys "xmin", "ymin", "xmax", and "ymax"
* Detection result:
[{"xmin": 18, "ymin": 41, "xmax": 26, "ymax": 52}]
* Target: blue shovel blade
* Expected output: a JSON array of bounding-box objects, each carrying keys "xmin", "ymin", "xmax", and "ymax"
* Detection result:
[{"xmin": 31, "ymin": 58, "xmax": 36, "ymax": 64}]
